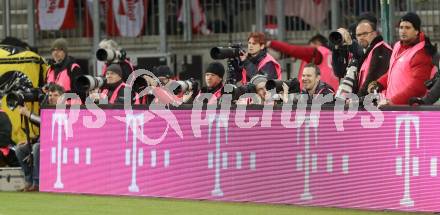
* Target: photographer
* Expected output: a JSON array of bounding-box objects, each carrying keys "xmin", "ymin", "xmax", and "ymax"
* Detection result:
[
  {"xmin": 237, "ymin": 32, "xmax": 281, "ymax": 84},
  {"xmin": 301, "ymin": 64, "xmax": 335, "ymax": 104},
  {"xmin": 0, "ymin": 109, "xmax": 20, "ymax": 168},
  {"xmin": 94, "ymin": 64, "xmax": 139, "ymax": 105},
  {"xmin": 371, "ymin": 12, "xmax": 437, "ymax": 106},
  {"xmin": 46, "ymin": 38, "xmax": 85, "ymax": 102},
  {"xmin": 195, "ymin": 62, "xmax": 225, "ymax": 105},
  {"xmin": 267, "ymin": 34, "xmax": 339, "ymax": 91},
  {"xmin": 14, "ymin": 84, "xmax": 65, "ymax": 192},
  {"xmin": 332, "ymin": 13, "xmax": 392, "ymax": 97}
]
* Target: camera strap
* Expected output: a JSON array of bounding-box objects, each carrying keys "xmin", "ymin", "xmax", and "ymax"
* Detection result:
[{"xmin": 20, "ymin": 115, "xmax": 32, "ymax": 146}]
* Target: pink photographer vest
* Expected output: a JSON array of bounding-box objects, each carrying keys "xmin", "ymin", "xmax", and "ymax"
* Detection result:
[
  {"xmin": 101, "ymin": 83, "xmax": 140, "ymax": 104},
  {"xmin": 358, "ymin": 41, "xmax": 392, "ymax": 88},
  {"xmin": 241, "ymin": 54, "xmax": 281, "ymax": 84},
  {"xmin": 385, "ymin": 41, "xmax": 435, "ymax": 104},
  {"xmin": 298, "ymin": 46, "xmax": 339, "ymax": 91},
  {"xmin": 47, "ymin": 63, "xmax": 80, "ymax": 92}
]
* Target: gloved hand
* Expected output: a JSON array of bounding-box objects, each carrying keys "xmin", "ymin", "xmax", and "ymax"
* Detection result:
[
  {"xmin": 408, "ymin": 97, "xmax": 425, "ymax": 106},
  {"xmin": 367, "ymin": 81, "xmax": 383, "ymax": 94}
]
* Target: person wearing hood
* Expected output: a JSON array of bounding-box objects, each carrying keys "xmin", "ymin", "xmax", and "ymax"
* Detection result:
[
  {"xmin": 369, "ymin": 12, "xmax": 437, "ymax": 105},
  {"xmin": 46, "ymin": 38, "xmax": 85, "ymax": 101},
  {"xmin": 237, "ymin": 32, "xmax": 281, "ymax": 85}
]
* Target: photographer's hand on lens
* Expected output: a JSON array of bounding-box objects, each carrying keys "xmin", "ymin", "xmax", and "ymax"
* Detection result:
[
  {"xmin": 88, "ymin": 90, "xmax": 101, "ymax": 102},
  {"xmin": 239, "ymin": 50, "xmax": 248, "ymax": 62},
  {"xmin": 17, "ymin": 105, "xmax": 31, "ymax": 118},
  {"xmin": 337, "ymin": 28, "xmax": 353, "ymax": 46},
  {"xmin": 367, "ymin": 81, "xmax": 383, "ymax": 94},
  {"xmin": 377, "ymin": 97, "xmax": 392, "ymax": 108},
  {"xmin": 143, "ymin": 75, "xmax": 159, "ymax": 87}
]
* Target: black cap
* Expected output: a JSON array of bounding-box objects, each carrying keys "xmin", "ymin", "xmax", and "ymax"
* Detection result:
[
  {"xmin": 205, "ymin": 62, "xmax": 225, "ymax": 78},
  {"xmin": 400, "ymin": 12, "xmax": 421, "ymax": 31}
]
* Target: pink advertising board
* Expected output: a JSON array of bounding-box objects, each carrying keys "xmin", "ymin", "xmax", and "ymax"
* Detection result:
[{"xmin": 39, "ymin": 107, "xmax": 440, "ymax": 212}]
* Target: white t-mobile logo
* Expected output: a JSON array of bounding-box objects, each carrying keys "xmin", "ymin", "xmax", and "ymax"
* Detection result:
[
  {"xmin": 208, "ymin": 114, "xmax": 228, "ymax": 197},
  {"xmin": 51, "ymin": 113, "xmax": 69, "ymax": 189},
  {"xmin": 395, "ymin": 116, "xmax": 420, "ymax": 207},
  {"xmin": 125, "ymin": 114, "xmax": 144, "ymax": 193},
  {"xmin": 207, "ymin": 114, "xmax": 257, "ymax": 197},
  {"xmin": 121, "ymin": 110, "xmax": 184, "ymax": 193},
  {"xmin": 296, "ymin": 115, "xmax": 350, "ymax": 201},
  {"xmin": 297, "ymin": 116, "xmax": 318, "ymax": 200}
]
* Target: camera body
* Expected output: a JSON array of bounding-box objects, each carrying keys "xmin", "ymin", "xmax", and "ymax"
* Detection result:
[
  {"xmin": 6, "ymin": 88, "xmax": 43, "ymax": 110},
  {"xmin": 265, "ymin": 78, "xmax": 300, "ymax": 94},
  {"xmin": 210, "ymin": 43, "xmax": 244, "ymax": 60},
  {"xmin": 222, "ymin": 83, "xmax": 257, "ymax": 102},
  {"xmin": 0, "ymin": 71, "xmax": 44, "ymax": 110}
]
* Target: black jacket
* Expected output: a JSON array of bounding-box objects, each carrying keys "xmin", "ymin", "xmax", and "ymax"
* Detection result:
[
  {"xmin": 332, "ymin": 36, "xmax": 392, "ymax": 97},
  {"xmin": 301, "ymin": 81, "xmax": 335, "ymax": 104},
  {"xmin": 356, "ymin": 36, "xmax": 392, "ymax": 96},
  {"xmin": 237, "ymin": 49, "xmax": 278, "ymax": 82},
  {"xmin": 0, "ymin": 112, "xmax": 13, "ymax": 147}
]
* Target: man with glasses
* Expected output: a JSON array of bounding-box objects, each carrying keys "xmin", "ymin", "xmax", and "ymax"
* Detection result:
[{"xmin": 333, "ymin": 13, "xmax": 392, "ymax": 97}]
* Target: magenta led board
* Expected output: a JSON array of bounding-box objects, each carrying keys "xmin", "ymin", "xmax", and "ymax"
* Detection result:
[{"xmin": 40, "ymin": 108, "xmax": 440, "ymax": 212}]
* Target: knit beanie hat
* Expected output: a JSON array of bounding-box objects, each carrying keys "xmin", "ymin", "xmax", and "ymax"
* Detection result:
[
  {"xmin": 51, "ymin": 38, "xmax": 68, "ymax": 52},
  {"xmin": 205, "ymin": 62, "xmax": 225, "ymax": 79},
  {"xmin": 400, "ymin": 12, "xmax": 421, "ymax": 31},
  {"xmin": 106, "ymin": 64, "xmax": 123, "ymax": 78}
]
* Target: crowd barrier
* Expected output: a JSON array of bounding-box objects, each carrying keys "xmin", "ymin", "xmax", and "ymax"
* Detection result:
[{"xmin": 40, "ymin": 105, "xmax": 440, "ymax": 213}]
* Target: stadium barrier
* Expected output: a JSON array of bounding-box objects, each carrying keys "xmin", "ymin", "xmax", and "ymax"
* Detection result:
[{"xmin": 40, "ymin": 105, "xmax": 440, "ymax": 213}]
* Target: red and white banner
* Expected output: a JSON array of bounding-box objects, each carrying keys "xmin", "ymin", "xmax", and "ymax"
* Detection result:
[
  {"xmin": 178, "ymin": 0, "xmax": 210, "ymax": 35},
  {"xmin": 106, "ymin": 0, "xmax": 147, "ymax": 37},
  {"xmin": 37, "ymin": 0, "xmax": 76, "ymax": 30},
  {"xmin": 83, "ymin": 0, "xmax": 94, "ymax": 37},
  {"xmin": 265, "ymin": 0, "xmax": 330, "ymax": 29}
]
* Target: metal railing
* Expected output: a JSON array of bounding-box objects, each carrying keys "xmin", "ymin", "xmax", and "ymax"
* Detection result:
[{"xmin": 1, "ymin": 0, "xmax": 440, "ymax": 46}]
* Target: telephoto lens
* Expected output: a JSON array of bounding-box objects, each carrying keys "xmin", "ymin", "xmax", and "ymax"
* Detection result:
[
  {"xmin": 329, "ymin": 31, "xmax": 344, "ymax": 47},
  {"xmin": 75, "ymin": 75, "xmax": 107, "ymax": 92}
]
